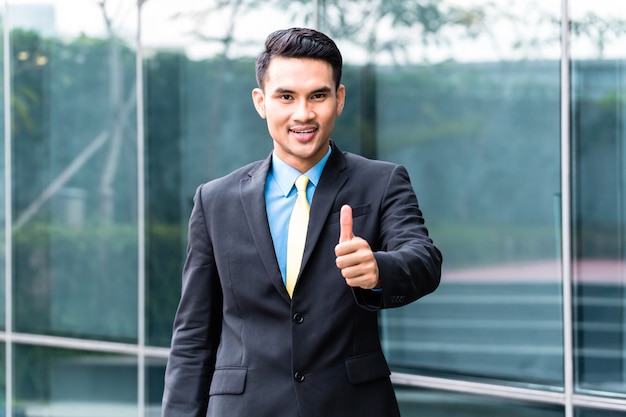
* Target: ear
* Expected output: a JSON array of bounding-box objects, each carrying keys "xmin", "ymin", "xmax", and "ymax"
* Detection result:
[
  {"xmin": 252, "ymin": 88, "xmax": 266, "ymax": 119},
  {"xmin": 335, "ymin": 84, "xmax": 346, "ymax": 116}
]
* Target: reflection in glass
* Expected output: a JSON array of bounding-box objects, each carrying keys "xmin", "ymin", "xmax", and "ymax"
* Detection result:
[
  {"xmin": 0, "ymin": 4, "xmax": 5, "ymax": 330},
  {"xmin": 395, "ymin": 386, "xmax": 563, "ymax": 417},
  {"xmin": 575, "ymin": 408, "xmax": 626, "ymax": 417},
  {"xmin": 378, "ymin": 58, "xmax": 563, "ymax": 386},
  {"xmin": 321, "ymin": 1, "xmax": 561, "ymax": 65},
  {"xmin": 571, "ymin": 2, "xmax": 626, "ymax": 396},
  {"xmin": 142, "ymin": 0, "xmax": 311, "ymax": 347},
  {"xmin": 14, "ymin": 344, "xmax": 137, "ymax": 417},
  {"xmin": 325, "ymin": 1, "xmax": 564, "ymax": 386},
  {"xmin": 146, "ymin": 357, "xmax": 167, "ymax": 417},
  {"xmin": 0, "ymin": 346, "xmax": 5, "ymax": 411},
  {"xmin": 9, "ymin": 0, "xmax": 138, "ymax": 341}
]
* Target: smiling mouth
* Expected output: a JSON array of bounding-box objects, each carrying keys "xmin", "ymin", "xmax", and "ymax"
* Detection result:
[{"xmin": 290, "ymin": 128, "xmax": 317, "ymax": 134}]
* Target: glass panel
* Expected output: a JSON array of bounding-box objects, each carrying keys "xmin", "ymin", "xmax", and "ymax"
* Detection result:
[
  {"xmin": 326, "ymin": 1, "xmax": 563, "ymax": 386},
  {"xmin": 0, "ymin": 3, "xmax": 5, "ymax": 330},
  {"xmin": 146, "ymin": 357, "xmax": 167, "ymax": 417},
  {"xmin": 14, "ymin": 344, "xmax": 137, "ymax": 417},
  {"xmin": 571, "ymin": 1, "xmax": 626, "ymax": 396},
  {"xmin": 142, "ymin": 0, "xmax": 311, "ymax": 347},
  {"xmin": 575, "ymin": 408, "xmax": 626, "ymax": 417},
  {"xmin": 395, "ymin": 386, "xmax": 563, "ymax": 417},
  {"xmin": 0, "ymin": 345, "xmax": 5, "ymax": 414},
  {"xmin": 9, "ymin": 0, "xmax": 138, "ymax": 341}
]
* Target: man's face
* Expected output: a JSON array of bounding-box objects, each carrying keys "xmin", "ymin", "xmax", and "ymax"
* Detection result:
[{"xmin": 252, "ymin": 57, "xmax": 345, "ymax": 173}]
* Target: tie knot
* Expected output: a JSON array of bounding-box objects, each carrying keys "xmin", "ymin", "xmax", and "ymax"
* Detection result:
[{"xmin": 295, "ymin": 175, "xmax": 309, "ymax": 192}]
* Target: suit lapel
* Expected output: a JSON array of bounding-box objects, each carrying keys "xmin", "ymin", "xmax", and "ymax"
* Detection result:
[
  {"xmin": 239, "ymin": 144, "xmax": 349, "ymax": 299},
  {"xmin": 300, "ymin": 143, "xmax": 349, "ymax": 275},
  {"xmin": 239, "ymin": 155, "xmax": 289, "ymax": 299}
]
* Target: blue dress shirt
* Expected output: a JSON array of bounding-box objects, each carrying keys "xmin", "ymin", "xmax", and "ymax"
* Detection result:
[{"xmin": 265, "ymin": 146, "xmax": 332, "ymax": 284}]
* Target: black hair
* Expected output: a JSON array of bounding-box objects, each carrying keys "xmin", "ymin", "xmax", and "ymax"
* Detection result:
[{"xmin": 255, "ymin": 27, "xmax": 343, "ymax": 90}]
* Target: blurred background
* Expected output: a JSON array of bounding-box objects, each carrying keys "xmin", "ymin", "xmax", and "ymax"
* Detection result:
[{"xmin": 0, "ymin": 0, "xmax": 624, "ymax": 416}]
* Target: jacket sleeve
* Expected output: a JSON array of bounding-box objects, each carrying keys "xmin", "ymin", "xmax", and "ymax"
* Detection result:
[
  {"xmin": 162, "ymin": 185, "xmax": 223, "ymax": 417},
  {"xmin": 354, "ymin": 164, "xmax": 442, "ymax": 311}
]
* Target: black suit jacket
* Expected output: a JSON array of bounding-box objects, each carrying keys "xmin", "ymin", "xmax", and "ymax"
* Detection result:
[{"xmin": 162, "ymin": 142, "xmax": 442, "ymax": 417}]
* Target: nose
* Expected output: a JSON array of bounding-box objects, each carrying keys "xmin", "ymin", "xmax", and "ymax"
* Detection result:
[{"xmin": 292, "ymin": 98, "xmax": 314, "ymax": 122}]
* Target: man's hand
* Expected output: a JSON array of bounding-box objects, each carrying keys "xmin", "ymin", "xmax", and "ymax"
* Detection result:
[{"xmin": 334, "ymin": 205, "xmax": 380, "ymax": 289}]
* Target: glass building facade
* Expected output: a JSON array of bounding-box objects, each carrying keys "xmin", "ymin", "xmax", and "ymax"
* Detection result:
[{"xmin": 0, "ymin": 0, "xmax": 624, "ymax": 416}]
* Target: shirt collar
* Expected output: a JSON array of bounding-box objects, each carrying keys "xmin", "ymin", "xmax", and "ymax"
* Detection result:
[{"xmin": 271, "ymin": 146, "xmax": 332, "ymax": 197}]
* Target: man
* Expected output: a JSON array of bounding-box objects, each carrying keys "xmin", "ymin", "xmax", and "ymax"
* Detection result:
[{"xmin": 162, "ymin": 27, "xmax": 442, "ymax": 417}]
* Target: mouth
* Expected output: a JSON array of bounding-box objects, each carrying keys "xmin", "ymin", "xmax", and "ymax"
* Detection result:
[
  {"xmin": 289, "ymin": 127, "xmax": 317, "ymax": 134},
  {"xmin": 289, "ymin": 126, "xmax": 318, "ymax": 140}
]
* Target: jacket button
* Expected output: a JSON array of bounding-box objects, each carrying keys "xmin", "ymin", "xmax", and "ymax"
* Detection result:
[
  {"xmin": 293, "ymin": 313, "xmax": 304, "ymax": 324},
  {"xmin": 294, "ymin": 371, "xmax": 305, "ymax": 382}
]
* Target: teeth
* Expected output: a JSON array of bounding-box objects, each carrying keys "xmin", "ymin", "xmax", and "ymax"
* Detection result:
[{"xmin": 293, "ymin": 129, "xmax": 315, "ymax": 134}]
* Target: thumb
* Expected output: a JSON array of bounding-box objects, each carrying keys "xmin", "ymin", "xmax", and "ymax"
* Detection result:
[{"xmin": 339, "ymin": 204, "xmax": 354, "ymax": 243}]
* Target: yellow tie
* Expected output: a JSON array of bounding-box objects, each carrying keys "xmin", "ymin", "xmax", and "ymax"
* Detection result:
[{"xmin": 286, "ymin": 175, "xmax": 310, "ymax": 297}]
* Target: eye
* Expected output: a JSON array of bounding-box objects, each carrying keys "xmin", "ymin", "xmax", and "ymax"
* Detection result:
[
  {"xmin": 280, "ymin": 94, "xmax": 293, "ymax": 100},
  {"xmin": 311, "ymin": 93, "xmax": 326, "ymax": 100}
]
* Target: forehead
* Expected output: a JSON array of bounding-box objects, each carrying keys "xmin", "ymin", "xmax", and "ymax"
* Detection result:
[{"xmin": 264, "ymin": 57, "xmax": 334, "ymax": 91}]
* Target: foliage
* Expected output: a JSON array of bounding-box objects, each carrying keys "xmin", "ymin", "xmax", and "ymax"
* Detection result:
[{"xmin": 13, "ymin": 222, "xmax": 138, "ymax": 341}]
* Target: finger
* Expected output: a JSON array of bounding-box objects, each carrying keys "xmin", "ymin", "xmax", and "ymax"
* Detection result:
[{"xmin": 339, "ymin": 204, "xmax": 354, "ymax": 243}]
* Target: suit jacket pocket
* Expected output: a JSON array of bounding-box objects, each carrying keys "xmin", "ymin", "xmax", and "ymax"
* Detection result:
[
  {"xmin": 345, "ymin": 351, "xmax": 390, "ymax": 384},
  {"xmin": 209, "ymin": 367, "xmax": 247, "ymax": 395},
  {"xmin": 326, "ymin": 204, "xmax": 371, "ymax": 225}
]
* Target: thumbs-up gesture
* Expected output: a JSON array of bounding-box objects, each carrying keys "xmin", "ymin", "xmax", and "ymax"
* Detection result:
[{"xmin": 334, "ymin": 205, "xmax": 381, "ymax": 289}]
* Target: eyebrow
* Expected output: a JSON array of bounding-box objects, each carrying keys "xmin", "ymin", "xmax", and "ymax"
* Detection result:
[{"xmin": 274, "ymin": 86, "xmax": 333, "ymax": 95}]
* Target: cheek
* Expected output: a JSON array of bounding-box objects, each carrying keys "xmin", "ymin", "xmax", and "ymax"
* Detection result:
[
  {"xmin": 264, "ymin": 105, "xmax": 284, "ymax": 119},
  {"xmin": 265, "ymin": 115, "xmax": 286, "ymax": 136},
  {"xmin": 321, "ymin": 109, "xmax": 338, "ymax": 125},
  {"xmin": 267, "ymin": 110, "xmax": 291, "ymax": 127}
]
